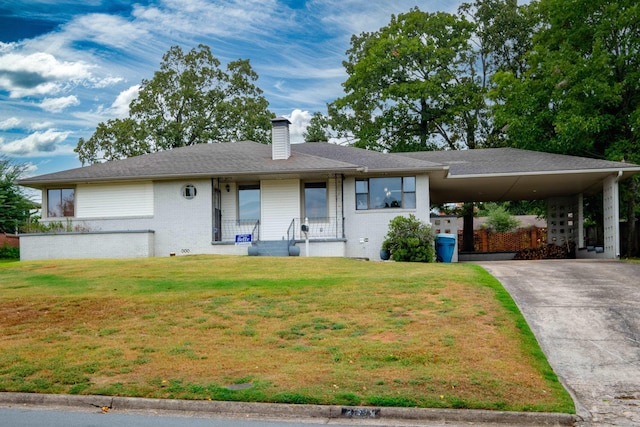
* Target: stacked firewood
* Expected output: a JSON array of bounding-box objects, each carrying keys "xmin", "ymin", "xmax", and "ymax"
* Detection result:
[{"xmin": 514, "ymin": 242, "xmax": 576, "ymax": 260}]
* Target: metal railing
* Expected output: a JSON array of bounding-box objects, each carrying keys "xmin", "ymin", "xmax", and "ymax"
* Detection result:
[
  {"xmin": 294, "ymin": 217, "xmax": 342, "ymax": 241},
  {"xmin": 287, "ymin": 218, "xmax": 296, "ymax": 247},
  {"xmin": 251, "ymin": 219, "xmax": 260, "ymax": 242},
  {"xmin": 217, "ymin": 217, "xmax": 341, "ymax": 243},
  {"xmin": 218, "ymin": 219, "xmax": 260, "ymax": 242}
]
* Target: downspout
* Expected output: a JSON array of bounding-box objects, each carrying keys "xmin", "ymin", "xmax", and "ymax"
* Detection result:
[{"xmin": 339, "ymin": 174, "xmax": 344, "ymax": 239}]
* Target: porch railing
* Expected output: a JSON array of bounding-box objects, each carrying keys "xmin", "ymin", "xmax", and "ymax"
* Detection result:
[
  {"xmin": 292, "ymin": 217, "xmax": 342, "ymax": 241},
  {"xmin": 217, "ymin": 217, "xmax": 341, "ymax": 243},
  {"xmin": 218, "ymin": 219, "xmax": 260, "ymax": 243},
  {"xmin": 251, "ymin": 220, "xmax": 260, "ymax": 242},
  {"xmin": 287, "ymin": 218, "xmax": 296, "ymax": 248}
]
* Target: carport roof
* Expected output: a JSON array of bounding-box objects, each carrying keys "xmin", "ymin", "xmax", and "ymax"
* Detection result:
[{"xmin": 399, "ymin": 148, "xmax": 640, "ymax": 204}]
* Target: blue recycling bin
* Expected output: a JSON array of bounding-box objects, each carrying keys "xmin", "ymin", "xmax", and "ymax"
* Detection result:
[{"xmin": 435, "ymin": 233, "xmax": 456, "ymax": 263}]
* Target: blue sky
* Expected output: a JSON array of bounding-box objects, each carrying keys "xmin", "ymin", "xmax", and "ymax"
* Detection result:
[{"xmin": 1, "ymin": 0, "xmax": 462, "ymax": 179}]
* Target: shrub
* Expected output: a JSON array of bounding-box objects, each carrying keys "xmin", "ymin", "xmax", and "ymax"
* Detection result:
[
  {"xmin": 382, "ymin": 215, "xmax": 435, "ymax": 262},
  {"xmin": 483, "ymin": 203, "xmax": 520, "ymax": 232},
  {"xmin": 0, "ymin": 243, "xmax": 19, "ymax": 259}
]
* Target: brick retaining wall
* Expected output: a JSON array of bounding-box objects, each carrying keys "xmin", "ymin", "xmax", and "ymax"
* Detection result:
[{"xmin": 0, "ymin": 233, "xmax": 19, "ymax": 248}]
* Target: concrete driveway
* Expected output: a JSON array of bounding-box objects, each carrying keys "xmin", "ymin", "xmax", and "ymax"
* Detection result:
[{"xmin": 479, "ymin": 260, "xmax": 640, "ymax": 426}]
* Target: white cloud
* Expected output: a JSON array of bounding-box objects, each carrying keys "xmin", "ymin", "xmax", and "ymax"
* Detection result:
[
  {"xmin": 31, "ymin": 121, "xmax": 55, "ymax": 130},
  {"xmin": 133, "ymin": 0, "xmax": 281, "ymax": 39},
  {"xmin": 0, "ymin": 129, "xmax": 73, "ymax": 156},
  {"xmin": 39, "ymin": 95, "xmax": 80, "ymax": 113},
  {"xmin": 285, "ymin": 109, "xmax": 312, "ymax": 144},
  {"xmin": 109, "ymin": 85, "xmax": 140, "ymax": 117},
  {"xmin": 0, "ymin": 51, "xmax": 94, "ymax": 98},
  {"xmin": 63, "ymin": 13, "xmax": 148, "ymax": 49},
  {"xmin": 0, "ymin": 117, "xmax": 21, "ymax": 130},
  {"xmin": 92, "ymin": 76, "xmax": 125, "ymax": 89},
  {"xmin": 20, "ymin": 162, "xmax": 39, "ymax": 177}
]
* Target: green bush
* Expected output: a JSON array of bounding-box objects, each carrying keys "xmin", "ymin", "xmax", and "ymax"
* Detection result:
[
  {"xmin": 0, "ymin": 244, "xmax": 19, "ymax": 259},
  {"xmin": 483, "ymin": 203, "xmax": 520, "ymax": 232},
  {"xmin": 382, "ymin": 215, "xmax": 435, "ymax": 262}
]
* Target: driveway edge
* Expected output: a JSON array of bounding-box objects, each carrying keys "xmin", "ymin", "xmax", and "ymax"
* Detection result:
[{"xmin": 0, "ymin": 392, "xmax": 577, "ymax": 425}]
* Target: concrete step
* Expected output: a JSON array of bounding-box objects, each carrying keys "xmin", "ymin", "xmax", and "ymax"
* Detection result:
[{"xmin": 251, "ymin": 240, "xmax": 290, "ymax": 256}]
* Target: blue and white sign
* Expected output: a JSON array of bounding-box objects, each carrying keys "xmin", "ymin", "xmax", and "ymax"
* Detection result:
[{"xmin": 235, "ymin": 234, "xmax": 252, "ymax": 245}]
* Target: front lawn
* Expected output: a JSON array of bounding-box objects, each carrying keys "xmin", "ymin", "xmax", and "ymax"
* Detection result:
[{"xmin": 0, "ymin": 256, "xmax": 573, "ymax": 413}]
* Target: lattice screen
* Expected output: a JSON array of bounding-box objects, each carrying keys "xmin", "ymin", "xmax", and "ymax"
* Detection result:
[{"xmin": 547, "ymin": 197, "xmax": 578, "ymax": 246}]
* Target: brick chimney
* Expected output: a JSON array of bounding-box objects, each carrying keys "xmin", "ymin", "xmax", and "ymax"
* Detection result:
[{"xmin": 271, "ymin": 117, "xmax": 291, "ymax": 160}]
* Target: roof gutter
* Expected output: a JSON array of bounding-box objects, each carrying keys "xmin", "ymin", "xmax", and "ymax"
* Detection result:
[
  {"xmin": 445, "ymin": 167, "xmax": 640, "ymax": 179},
  {"xmin": 18, "ymin": 166, "xmax": 364, "ymax": 188}
]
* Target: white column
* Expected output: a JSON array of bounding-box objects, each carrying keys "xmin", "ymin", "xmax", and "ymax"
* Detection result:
[
  {"xmin": 577, "ymin": 193, "xmax": 585, "ymax": 248},
  {"xmin": 602, "ymin": 174, "xmax": 621, "ymax": 258}
]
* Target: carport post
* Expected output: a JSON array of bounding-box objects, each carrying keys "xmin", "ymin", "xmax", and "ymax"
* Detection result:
[
  {"xmin": 603, "ymin": 172, "xmax": 622, "ymax": 258},
  {"xmin": 578, "ymin": 193, "xmax": 585, "ymax": 248}
]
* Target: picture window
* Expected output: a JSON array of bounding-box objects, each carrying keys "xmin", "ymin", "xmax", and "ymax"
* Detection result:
[
  {"xmin": 47, "ymin": 188, "xmax": 75, "ymax": 217},
  {"xmin": 355, "ymin": 177, "xmax": 416, "ymax": 210}
]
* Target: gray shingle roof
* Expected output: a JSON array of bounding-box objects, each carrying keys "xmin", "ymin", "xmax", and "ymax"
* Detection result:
[
  {"xmin": 18, "ymin": 143, "xmax": 640, "ymax": 190},
  {"xmin": 18, "ymin": 141, "xmax": 443, "ymax": 187},
  {"xmin": 398, "ymin": 148, "xmax": 639, "ymax": 176},
  {"xmin": 291, "ymin": 142, "xmax": 444, "ymax": 172}
]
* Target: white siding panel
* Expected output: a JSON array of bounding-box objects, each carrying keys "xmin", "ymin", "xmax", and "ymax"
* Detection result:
[
  {"xmin": 77, "ymin": 182, "xmax": 154, "ymax": 218},
  {"xmin": 261, "ymin": 179, "xmax": 300, "ymax": 240}
]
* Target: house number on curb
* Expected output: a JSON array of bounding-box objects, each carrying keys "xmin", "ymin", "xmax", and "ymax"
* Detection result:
[{"xmin": 341, "ymin": 408, "xmax": 380, "ymax": 418}]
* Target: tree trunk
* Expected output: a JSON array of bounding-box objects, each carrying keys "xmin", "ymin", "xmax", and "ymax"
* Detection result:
[{"xmin": 462, "ymin": 202, "xmax": 475, "ymax": 252}]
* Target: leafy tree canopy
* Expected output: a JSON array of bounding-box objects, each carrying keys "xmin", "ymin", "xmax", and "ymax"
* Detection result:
[
  {"xmin": 326, "ymin": 3, "xmax": 535, "ymax": 153},
  {"xmin": 492, "ymin": 0, "xmax": 640, "ymax": 163},
  {"xmin": 329, "ymin": 8, "xmax": 477, "ymax": 152},
  {"xmin": 303, "ymin": 112, "xmax": 330, "ymax": 142},
  {"xmin": 76, "ymin": 44, "xmax": 274, "ymax": 165},
  {"xmin": 0, "ymin": 157, "xmax": 34, "ymax": 233}
]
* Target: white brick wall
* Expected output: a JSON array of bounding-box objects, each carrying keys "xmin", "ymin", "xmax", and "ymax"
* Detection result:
[
  {"xmin": 343, "ymin": 174, "xmax": 431, "ymax": 260},
  {"xmin": 20, "ymin": 231, "xmax": 154, "ymax": 260}
]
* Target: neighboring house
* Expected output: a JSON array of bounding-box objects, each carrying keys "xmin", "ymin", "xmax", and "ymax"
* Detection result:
[{"xmin": 18, "ymin": 118, "xmax": 640, "ymax": 261}]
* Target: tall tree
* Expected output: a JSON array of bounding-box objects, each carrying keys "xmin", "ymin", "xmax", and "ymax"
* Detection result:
[
  {"xmin": 329, "ymin": 8, "xmax": 477, "ymax": 152},
  {"xmin": 0, "ymin": 157, "xmax": 33, "ymax": 233},
  {"xmin": 303, "ymin": 112, "xmax": 330, "ymax": 142},
  {"xmin": 491, "ymin": 0, "xmax": 640, "ymax": 255},
  {"xmin": 456, "ymin": 0, "xmax": 537, "ymax": 250},
  {"xmin": 458, "ymin": 0, "xmax": 536, "ymax": 147},
  {"xmin": 329, "ymin": 4, "xmax": 535, "ymax": 250},
  {"xmin": 76, "ymin": 44, "xmax": 273, "ymax": 165}
]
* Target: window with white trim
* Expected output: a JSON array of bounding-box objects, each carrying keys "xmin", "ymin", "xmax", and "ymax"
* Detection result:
[
  {"xmin": 304, "ymin": 182, "xmax": 327, "ymax": 219},
  {"xmin": 355, "ymin": 177, "xmax": 416, "ymax": 210},
  {"xmin": 238, "ymin": 184, "xmax": 260, "ymax": 222},
  {"xmin": 47, "ymin": 188, "xmax": 75, "ymax": 217}
]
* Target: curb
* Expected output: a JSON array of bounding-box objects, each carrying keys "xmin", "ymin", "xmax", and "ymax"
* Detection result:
[{"xmin": 0, "ymin": 392, "xmax": 578, "ymax": 425}]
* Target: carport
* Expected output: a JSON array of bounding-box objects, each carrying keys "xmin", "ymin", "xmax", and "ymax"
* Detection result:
[{"xmin": 400, "ymin": 148, "xmax": 640, "ymax": 259}]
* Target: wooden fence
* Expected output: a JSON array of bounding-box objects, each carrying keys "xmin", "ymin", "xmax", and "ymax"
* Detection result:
[{"xmin": 458, "ymin": 227, "xmax": 547, "ymax": 253}]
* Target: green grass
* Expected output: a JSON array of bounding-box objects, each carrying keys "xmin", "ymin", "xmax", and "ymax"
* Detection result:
[{"xmin": 0, "ymin": 256, "xmax": 574, "ymax": 413}]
